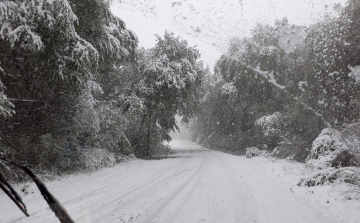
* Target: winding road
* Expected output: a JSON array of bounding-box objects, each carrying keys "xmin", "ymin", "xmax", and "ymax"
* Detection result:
[{"xmin": 1, "ymin": 140, "xmax": 339, "ymax": 223}]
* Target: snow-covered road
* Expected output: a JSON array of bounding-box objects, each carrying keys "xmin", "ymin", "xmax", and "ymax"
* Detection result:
[{"xmin": 1, "ymin": 140, "xmax": 358, "ymax": 223}]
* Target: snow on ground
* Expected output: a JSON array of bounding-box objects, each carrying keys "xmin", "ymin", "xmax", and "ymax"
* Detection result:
[{"xmin": 1, "ymin": 140, "xmax": 359, "ymax": 223}]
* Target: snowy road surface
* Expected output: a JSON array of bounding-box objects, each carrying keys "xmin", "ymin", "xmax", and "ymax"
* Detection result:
[{"xmin": 1, "ymin": 140, "xmax": 358, "ymax": 223}]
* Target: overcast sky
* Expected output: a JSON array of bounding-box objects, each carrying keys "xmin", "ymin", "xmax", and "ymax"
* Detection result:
[{"xmin": 111, "ymin": 0, "xmax": 348, "ymax": 68}]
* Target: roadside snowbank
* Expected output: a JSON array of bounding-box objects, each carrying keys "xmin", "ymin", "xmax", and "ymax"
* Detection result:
[{"xmin": 247, "ymin": 156, "xmax": 360, "ymax": 223}]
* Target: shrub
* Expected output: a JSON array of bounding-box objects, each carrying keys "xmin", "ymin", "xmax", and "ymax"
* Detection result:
[
  {"xmin": 59, "ymin": 146, "xmax": 116, "ymax": 172},
  {"xmin": 299, "ymin": 126, "xmax": 360, "ymax": 187},
  {"xmin": 152, "ymin": 144, "xmax": 174, "ymax": 157},
  {"xmin": 271, "ymin": 141, "xmax": 310, "ymax": 162},
  {"xmin": 81, "ymin": 148, "xmax": 116, "ymax": 171},
  {"xmin": 246, "ymin": 147, "xmax": 261, "ymax": 158},
  {"xmin": 298, "ymin": 167, "xmax": 360, "ymax": 186},
  {"xmin": 305, "ymin": 128, "xmax": 359, "ymax": 170}
]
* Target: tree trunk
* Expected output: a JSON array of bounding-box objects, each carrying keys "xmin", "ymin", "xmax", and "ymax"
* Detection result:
[
  {"xmin": 147, "ymin": 105, "xmax": 152, "ymax": 157},
  {"xmin": 137, "ymin": 114, "xmax": 147, "ymax": 136}
]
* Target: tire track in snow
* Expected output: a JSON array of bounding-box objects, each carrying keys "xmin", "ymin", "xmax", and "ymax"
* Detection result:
[
  {"xmin": 212, "ymin": 151, "xmax": 260, "ymax": 222},
  {"xmin": 19, "ymin": 156, "xmax": 192, "ymax": 223},
  {"xmin": 161, "ymin": 150, "xmax": 209, "ymax": 223},
  {"xmin": 76, "ymin": 154, "xmax": 196, "ymax": 222},
  {"xmin": 13, "ymin": 159, "xmax": 174, "ymax": 220},
  {"xmin": 62, "ymin": 164, "xmax": 165, "ymax": 204},
  {"xmin": 143, "ymin": 150, "xmax": 208, "ymax": 223},
  {"xmin": 64, "ymin": 156, "xmax": 189, "ymax": 206}
]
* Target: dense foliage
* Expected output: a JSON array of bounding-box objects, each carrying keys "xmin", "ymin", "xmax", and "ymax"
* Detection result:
[
  {"xmin": 0, "ymin": 0, "xmax": 204, "ymax": 176},
  {"xmin": 190, "ymin": 0, "xmax": 360, "ymax": 162},
  {"xmin": 128, "ymin": 32, "xmax": 204, "ymax": 157}
]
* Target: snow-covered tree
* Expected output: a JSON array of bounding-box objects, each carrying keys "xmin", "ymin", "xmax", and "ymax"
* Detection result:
[
  {"xmin": 132, "ymin": 31, "xmax": 204, "ymax": 157},
  {"xmin": 192, "ymin": 19, "xmax": 323, "ymax": 158},
  {"xmin": 0, "ymin": 77, "xmax": 14, "ymax": 119},
  {"xmin": 66, "ymin": 0, "xmax": 139, "ymax": 162},
  {"xmin": 304, "ymin": 0, "xmax": 360, "ymax": 126},
  {"xmin": 0, "ymin": 0, "xmax": 101, "ymax": 167},
  {"xmin": 0, "ymin": 0, "xmax": 138, "ymax": 169},
  {"xmin": 0, "ymin": 0, "xmax": 98, "ymax": 82}
]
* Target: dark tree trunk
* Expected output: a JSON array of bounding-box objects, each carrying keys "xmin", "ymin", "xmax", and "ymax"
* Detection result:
[{"xmin": 147, "ymin": 105, "xmax": 152, "ymax": 157}]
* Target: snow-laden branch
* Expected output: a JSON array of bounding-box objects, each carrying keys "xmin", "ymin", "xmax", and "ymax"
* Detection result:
[
  {"xmin": 248, "ymin": 63, "xmax": 285, "ymax": 90},
  {"xmin": 247, "ymin": 64, "xmax": 329, "ymax": 126}
]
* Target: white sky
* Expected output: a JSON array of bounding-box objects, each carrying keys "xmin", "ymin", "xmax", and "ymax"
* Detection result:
[{"xmin": 111, "ymin": 0, "xmax": 348, "ymax": 68}]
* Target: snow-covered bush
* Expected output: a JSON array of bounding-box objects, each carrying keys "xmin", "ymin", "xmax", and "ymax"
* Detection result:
[
  {"xmin": 116, "ymin": 153, "xmax": 136, "ymax": 163},
  {"xmin": 305, "ymin": 128, "xmax": 359, "ymax": 170},
  {"xmin": 270, "ymin": 142, "xmax": 309, "ymax": 162},
  {"xmin": 255, "ymin": 112, "xmax": 283, "ymax": 137},
  {"xmin": 246, "ymin": 147, "xmax": 261, "ymax": 158},
  {"xmin": 300, "ymin": 126, "xmax": 360, "ymax": 187},
  {"xmin": 298, "ymin": 167, "xmax": 360, "ymax": 187},
  {"xmin": 259, "ymin": 150, "xmax": 271, "ymax": 158},
  {"xmin": 81, "ymin": 148, "xmax": 116, "ymax": 171},
  {"xmin": 221, "ymin": 82, "xmax": 237, "ymax": 96},
  {"xmin": 152, "ymin": 144, "xmax": 174, "ymax": 157},
  {"xmin": 307, "ymin": 128, "xmax": 344, "ymax": 160}
]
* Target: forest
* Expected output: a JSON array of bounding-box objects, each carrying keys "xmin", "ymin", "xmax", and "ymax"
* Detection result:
[
  {"xmin": 0, "ymin": 0, "xmax": 359, "ymax": 188},
  {"xmin": 190, "ymin": 1, "xmax": 360, "ymax": 170}
]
